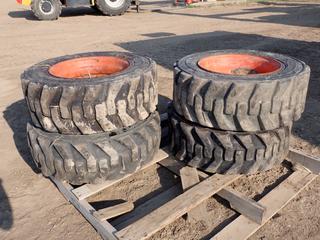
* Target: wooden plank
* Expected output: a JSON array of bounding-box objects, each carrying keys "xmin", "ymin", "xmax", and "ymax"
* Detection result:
[
  {"xmin": 115, "ymin": 174, "xmax": 240, "ymax": 240},
  {"xmin": 158, "ymin": 156, "xmax": 208, "ymax": 178},
  {"xmin": 73, "ymin": 149, "xmax": 169, "ymax": 200},
  {"xmin": 113, "ymin": 184, "xmax": 182, "ymax": 229},
  {"xmin": 49, "ymin": 177, "xmax": 118, "ymax": 240},
  {"xmin": 180, "ymin": 166, "xmax": 201, "ymax": 191},
  {"xmin": 218, "ymin": 187, "xmax": 265, "ymax": 224},
  {"xmin": 288, "ymin": 148, "xmax": 320, "ymax": 174},
  {"xmin": 180, "ymin": 166, "xmax": 208, "ymax": 222},
  {"xmin": 160, "ymin": 157, "xmax": 267, "ymax": 224},
  {"xmin": 212, "ymin": 170, "xmax": 317, "ymax": 240},
  {"xmin": 93, "ymin": 201, "xmax": 134, "ymax": 221}
]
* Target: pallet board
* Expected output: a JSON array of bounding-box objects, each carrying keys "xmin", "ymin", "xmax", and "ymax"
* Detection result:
[
  {"xmin": 180, "ymin": 166, "xmax": 208, "ymax": 222},
  {"xmin": 212, "ymin": 170, "xmax": 317, "ymax": 240},
  {"xmin": 159, "ymin": 156, "xmax": 266, "ymax": 224},
  {"xmin": 50, "ymin": 151, "xmax": 318, "ymax": 240},
  {"xmin": 48, "ymin": 113, "xmax": 319, "ymax": 240},
  {"xmin": 115, "ymin": 174, "xmax": 240, "ymax": 240}
]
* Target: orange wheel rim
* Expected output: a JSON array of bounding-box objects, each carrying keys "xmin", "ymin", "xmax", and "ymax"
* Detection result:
[
  {"xmin": 198, "ymin": 54, "xmax": 281, "ymax": 75},
  {"xmin": 49, "ymin": 56, "xmax": 130, "ymax": 79}
]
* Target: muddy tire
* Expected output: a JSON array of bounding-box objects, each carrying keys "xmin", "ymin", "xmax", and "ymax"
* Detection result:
[
  {"xmin": 170, "ymin": 111, "xmax": 290, "ymax": 174},
  {"xmin": 95, "ymin": 0, "xmax": 131, "ymax": 16},
  {"xmin": 31, "ymin": 0, "xmax": 62, "ymax": 20},
  {"xmin": 21, "ymin": 52, "xmax": 158, "ymax": 135},
  {"xmin": 173, "ymin": 50, "xmax": 310, "ymax": 131},
  {"xmin": 27, "ymin": 112, "xmax": 161, "ymax": 185}
]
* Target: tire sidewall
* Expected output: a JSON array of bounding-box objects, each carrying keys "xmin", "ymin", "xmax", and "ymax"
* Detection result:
[
  {"xmin": 31, "ymin": 0, "xmax": 61, "ymax": 20},
  {"xmin": 96, "ymin": 0, "xmax": 131, "ymax": 15},
  {"xmin": 100, "ymin": 0, "xmax": 129, "ymax": 10}
]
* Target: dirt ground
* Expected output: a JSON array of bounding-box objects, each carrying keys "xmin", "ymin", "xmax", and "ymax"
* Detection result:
[{"xmin": 1, "ymin": 1, "xmax": 320, "ymax": 239}]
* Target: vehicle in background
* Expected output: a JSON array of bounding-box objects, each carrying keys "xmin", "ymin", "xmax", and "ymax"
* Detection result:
[{"xmin": 16, "ymin": 0, "xmax": 132, "ymax": 20}]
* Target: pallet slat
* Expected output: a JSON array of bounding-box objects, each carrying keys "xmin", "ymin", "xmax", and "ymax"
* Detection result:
[
  {"xmin": 72, "ymin": 149, "xmax": 169, "ymax": 200},
  {"xmin": 115, "ymin": 174, "xmax": 240, "ymax": 240},
  {"xmin": 113, "ymin": 184, "xmax": 182, "ymax": 229},
  {"xmin": 218, "ymin": 187, "xmax": 265, "ymax": 224},
  {"xmin": 180, "ymin": 166, "xmax": 208, "ymax": 222},
  {"xmin": 288, "ymin": 148, "xmax": 320, "ymax": 174},
  {"xmin": 93, "ymin": 201, "xmax": 134, "ymax": 221},
  {"xmin": 159, "ymin": 157, "xmax": 266, "ymax": 224},
  {"xmin": 212, "ymin": 170, "xmax": 317, "ymax": 240},
  {"xmin": 49, "ymin": 177, "xmax": 118, "ymax": 240}
]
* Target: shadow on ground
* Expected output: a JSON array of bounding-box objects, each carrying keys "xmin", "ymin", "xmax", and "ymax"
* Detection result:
[
  {"xmin": 3, "ymin": 100, "xmax": 40, "ymax": 174},
  {"xmin": 118, "ymin": 30, "xmax": 320, "ymax": 146},
  {"xmin": 156, "ymin": 1, "xmax": 320, "ymax": 28},
  {"xmin": 0, "ymin": 179, "xmax": 13, "ymax": 230}
]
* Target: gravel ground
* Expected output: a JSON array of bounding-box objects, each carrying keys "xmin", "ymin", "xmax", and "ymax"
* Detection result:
[{"xmin": 0, "ymin": 1, "xmax": 319, "ymax": 239}]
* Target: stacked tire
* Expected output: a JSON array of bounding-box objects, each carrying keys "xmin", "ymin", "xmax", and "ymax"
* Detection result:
[
  {"xmin": 21, "ymin": 52, "xmax": 160, "ymax": 185},
  {"xmin": 170, "ymin": 50, "xmax": 310, "ymax": 174}
]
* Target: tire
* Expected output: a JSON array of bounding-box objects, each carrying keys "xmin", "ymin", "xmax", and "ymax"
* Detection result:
[
  {"xmin": 27, "ymin": 112, "xmax": 161, "ymax": 185},
  {"xmin": 170, "ymin": 111, "xmax": 290, "ymax": 174},
  {"xmin": 31, "ymin": 0, "xmax": 62, "ymax": 20},
  {"xmin": 173, "ymin": 50, "xmax": 310, "ymax": 131},
  {"xmin": 21, "ymin": 52, "xmax": 158, "ymax": 135},
  {"xmin": 91, "ymin": 5, "xmax": 99, "ymax": 11},
  {"xmin": 95, "ymin": 0, "xmax": 131, "ymax": 16}
]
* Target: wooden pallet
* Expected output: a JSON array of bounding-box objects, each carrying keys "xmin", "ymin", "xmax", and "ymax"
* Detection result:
[{"xmin": 49, "ymin": 113, "xmax": 320, "ymax": 240}]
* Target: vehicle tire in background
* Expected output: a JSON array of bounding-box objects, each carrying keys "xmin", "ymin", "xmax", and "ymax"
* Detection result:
[
  {"xmin": 173, "ymin": 50, "xmax": 310, "ymax": 132},
  {"xmin": 27, "ymin": 112, "xmax": 161, "ymax": 185},
  {"xmin": 170, "ymin": 110, "xmax": 290, "ymax": 175},
  {"xmin": 21, "ymin": 52, "xmax": 158, "ymax": 135},
  {"xmin": 91, "ymin": 4, "xmax": 99, "ymax": 10},
  {"xmin": 95, "ymin": 0, "xmax": 131, "ymax": 16},
  {"xmin": 31, "ymin": 0, "xmax": 62, "ymax": 20}
]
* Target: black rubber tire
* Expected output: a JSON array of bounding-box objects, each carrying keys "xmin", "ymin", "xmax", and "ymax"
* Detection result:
[
  {"xmin": 173, "ymin": 50, "xmax": 310, "ymax": 132},
  {"xmin": 31, "ymin": 0, "xmax": 62, "ymax": 20},
  {"xmin": 21, "ymin": 52, "xmax": 158, "ymax": 135},
  {"xmin": 27, "ymin": 112, "xmax": 161, "ymax": 185},
  {"xmin": 95, "ymin": 0, "xmax": 131, "ymax": 16},
  {"xmin": 170, "ymin": 111, "xmax": 290, "ymax": 174},
  {"xmin": 91, "ymin": 5, "xmax": 99, "ymax": 11}
]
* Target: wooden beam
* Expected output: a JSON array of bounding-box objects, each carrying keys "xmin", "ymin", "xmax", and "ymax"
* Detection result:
[
  {"xmin": 115, "ymin": 174, "xmax": 240, "ymax": 240},
  {"xmin": 180, "ymin": 166, "xmax": 208, "ymax": 222},
  {"xmin": 218, "ymin": 187, "xmax": 265, "ymax": 224},
  {"xmin": 93, "ymin": 201, "xmax": 134, "ymax": 221},
  {"xmin": 288, "ymin": 148, "xmax": 320, "ymax": 174},
  {"xmin": 49, "ymin": 177, "xmax": 118, "ymax": 240},
  {"xmin": 73, "ymin": 149, "xmax": 169, "ymax": 200},
  {"xmin": 212, "ymin": 170, "xmax": 317, "ymax": 240},
  {"xmin": 113, "ymin": 184, "xmax": 182, "ymax": 229},
  {"xmin": 159, "ymin": 157, "xmax": 266, "ymax": 224}
]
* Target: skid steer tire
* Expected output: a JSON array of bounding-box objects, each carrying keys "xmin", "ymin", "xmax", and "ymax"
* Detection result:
[
  {"xmin": 173, "ymin": 50, "xmax": 310, "ymax": 132},
  {"xmin": 27, "ymin": 112, "xmax": 161, "ymax": 185},
  {"xmin": 21, "ymin": 52, "xmax": 158, "ymax": 135},
  {"xmin": 95, "ymin": 0, "xmax": 131, "ymax": 16},
  {"xmin": 170, "ymin": 111, "xmax": 290, "ymax": 175},
  {"xmin": 31, "ymin": 0, "xmax": 62, "ymax": 20}
]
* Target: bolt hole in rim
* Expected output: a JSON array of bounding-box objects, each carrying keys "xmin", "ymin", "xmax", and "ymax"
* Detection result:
[
  {"xmin": 198, "ymin": 54, "xmax": 282, "ymax": 76},
  {"xmin": 49, "ymin": 56, "xmax": 130, "ymax": 79}
]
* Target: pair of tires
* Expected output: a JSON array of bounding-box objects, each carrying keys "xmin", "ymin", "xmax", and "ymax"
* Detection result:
[
  {"xmin": 22, "ymin": 52, "xmax": 161, "ymax": 185},
  {"xmin": 170, "ymin": 50, "xmax": 310, "ymax": 174},
  {"xmin": 31, "ymin": 0, "xmax": 131, "ymax": 20}
]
